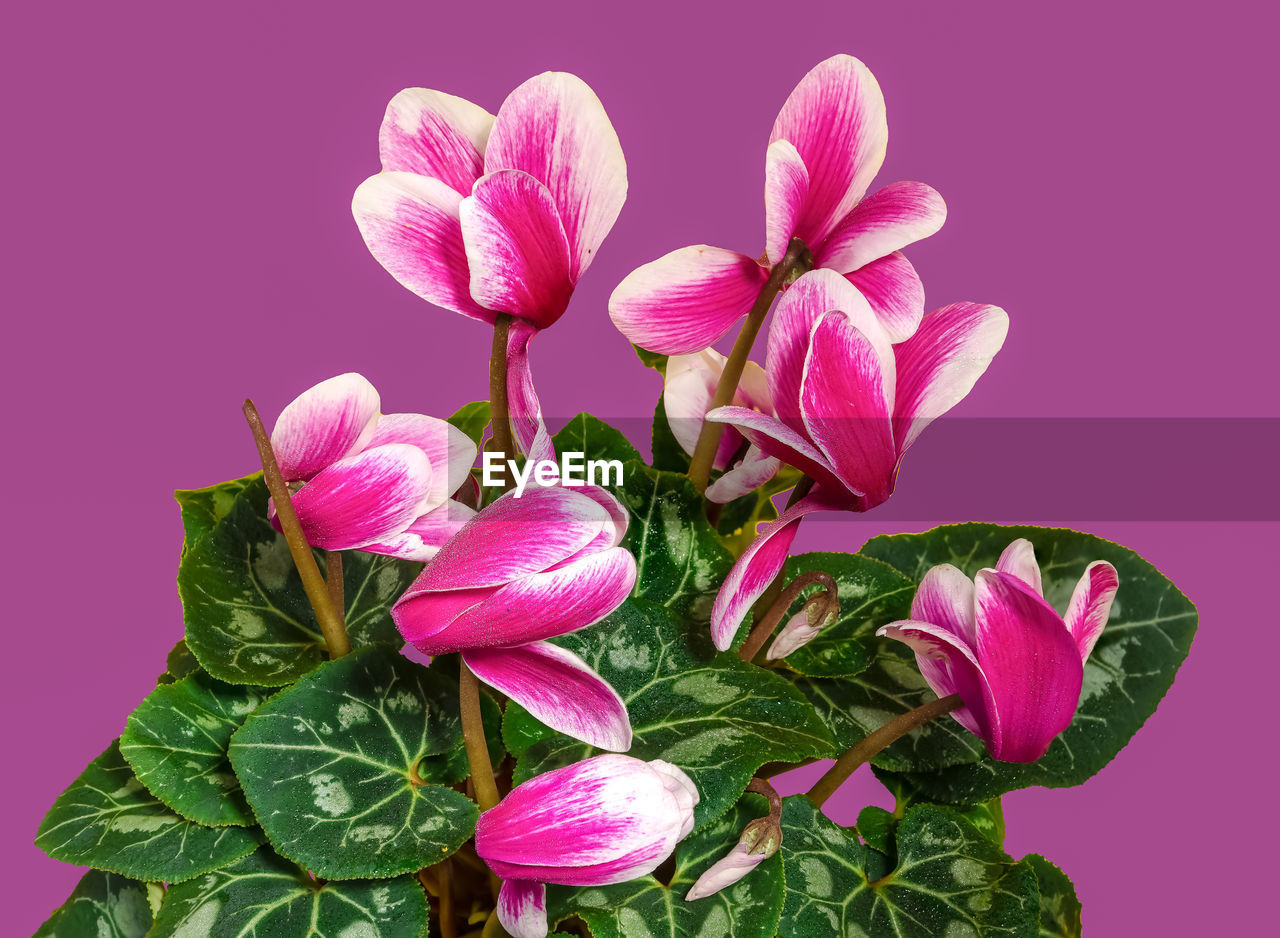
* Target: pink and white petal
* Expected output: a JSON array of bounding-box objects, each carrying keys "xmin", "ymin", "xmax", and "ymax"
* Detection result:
[
  {"xmin": 281, "ymin": 443, "xmax": 433, "ymax": 551},
  {"xmin": 485, "ymin": 72, "xmax": 627, "ymax": 280},
  {"xmin": 875, "ymin": 619, "xmax": 999, "ymax": 742},
  {"xmin": 910, "ymin": 563, "xmax": 978, "ymax": 646},
  {"xmin": 378, "ymin": 88, "xmax": 494, "ymax": 194},
  {"xmin": 459, "ymin": 170, "xmax": 574, "ymax": 328},
  {"xmin": 352, "ymin": 172, "xmax": 494, "ymax": 323},
  {"xmin": 464, "ymin": 642, "xmax": 632, "ymax": 751},
  {"xmin": 270, "ymin": 373, "xmax": 381, "ymax": 481},
  {"xmin": 973, "ymin": 570, "xmax": 1085, "ymax": 762},
  {"xmin": 506, "ymin": 319, "xmax": 555, "ymax": 463},
  {"xmin": 368, "ymin": 413, "xmax": 477, "ymax": 507},
  {"xmin": 649, "ymin": 760, "xmax": 699, "ymax": 839},
  {"xmin": 610, "ymin": 246, "xmax": 768, "ymax": 354},
  {"xmin": 736, "ymin": 359, "xmax": 774, "ymax": 414},
  {"xmin": 766, "ymin": 269, "xmax": 888, "ymax": 428},
  {"xmin": 663, "ymin": 350, "xmax": 738, "ymax": 468},
  {"xmin": 799, "ymin": 311, "xmax": 898, "ymax": 507},
  {"xmin": 710, "ymin": 495, "xmax": 832, "ymax": 651},
  {"xmin": 770, "ymin": 54, "xmax": 888, "ymax": 246},
  {"xmin": 497, "ymin": 880, "xmax": 548, "ymax": 938},
  {"xmin": 360, "ymin": 500, "xmax": 476, "ymax": 561},
  {"xmin": 765, "ymin": 609, "xmax": 822, "ymax": 661},
  {"xmin": 892, "ymin": 302, "xmax": 1009, "ymax": 454},
  {"xmin": 815, "ymin": 181, "xmax": 946, "ymax": 274},
  {"xmin": 845, "ymin": 251, "xmax": 925, "ymax": 344},
  {"xmin": 706, "ymin": 406, "xmax": 850, "ymax": 499},
  {"xmin": 763, "ymin": 139, "xmax": 810, "ymax": 265},
  {"xmin": 996, "ymin": 539, "xmax": 1043, "ymax": 596},
  {"xmin": 416, "ymin": 547, "xmax": 637, "ymax": 653},
  {"xmin": 706, "ymin": 446, "xmax": 782, "ymax": 504},
  {"xmin": 1064, "ymin": 561, "xmax": 1119, "ymax": 663},
  {"xmin": 566, "ymin": 485, "xmax": 630, "ymax": 555},
  {"xmin": 685, "ymin": 843, "xmax": 768, "ymax": 902}
]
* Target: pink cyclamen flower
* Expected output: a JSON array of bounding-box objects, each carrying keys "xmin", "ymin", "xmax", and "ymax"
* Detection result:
[
  {"xmin": 392, "ymin": 485, "xmax": 637, "ymax": 751},
  {"xmin": 878, "ymin": 539, "xmax": 1120, "ymax": 762},
  {"xmin": 663, "ymin": 350, "xmax": 781, "ymax": 503},
  {"xmin": 352, "ymin": 73, "xmax": 626, "ymax": 461},
  {"xmin": 268, "ymin": 373, "xmax": 476, "ymax": 559},
  {"xmin": 706, "ymin": 269, "xmax": 1008, "ymax": 650},
  {"xmin": 610, "ymin": 53, "xmax": 944, "ymax": 355},
  {"xmin": 475, "ymin": 754, "xmax": 699, "ymax": 938}
]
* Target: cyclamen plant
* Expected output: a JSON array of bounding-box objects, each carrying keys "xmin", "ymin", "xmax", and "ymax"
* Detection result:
[{"xmin": 33, "ymin": 57, "xmax": 1195, "ymax": 938}]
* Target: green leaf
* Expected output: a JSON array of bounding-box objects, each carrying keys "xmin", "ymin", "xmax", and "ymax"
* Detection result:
[
  {"xmin": 854, "ymin": 806, "xmax": 895, "ymax": 856},
  {"xmin": 158, "ymin": 638, "xmax": 200, "ymax": 684},
  {"xmin": 862, "ymin": 523, "xmax": 1198, "ymax": 800},
  {"xmin": 33, "ymin": 869, "xmax": 153, "ymax": 938},
  {"xmin": 148, "ymin": 848, "xmax": 428, "ymax": 938},
  {"xmin": 35, "ymin": 740, "xmax": 261, "ymax": 883},
  {"xmin": 447, "ymin": 399, "xmax": 491, "ymax": 446},
  {"xmin": 650, "ymin": 393, "xmax": 691, "ymax": 473},
  {"xmin": 778, "ymin": 797, "xmax": 1039, "ymax": 937},
  {"xmin": 120, "ymin": 671, "xmax": 268, "ymax": 826},
  {"xmin": 228, "ymin": 645, "xmax": 479, "ymax": 879},
  {"xmin": 712, "ymin": 467, "xmax": 801, "ymax": 557},
  {"xmin": 615, "ymin": 462, "xmax": 734, "ymax": 623},
  {"xmin": 177, "ymin": 478, "xmax": 421, "ymax": 685},
  {"xmin": 776, "ymin": 552, "xmax": 918, "ymax": 678},
  {"xmin": 508, "ymin": 599, "xmax": 834, "ymax": 830},
  {"xmin": 548, "ymin": 794, "xmax": 784, "ymax": 938},
  {"xmin": 174, "ymin": 472, "xmax": 261, "ymax": 552},
  {"xmin": 872, "ymin": 767, "xmax": 1007, "ymax": 849},
  {"xmin": 632, "ymin": 344, "xmax": 668, "ymax": 373},
  {"xmin": 1024, "ymin": 854, "xmax": 1083, "ymax": 938},
  {"xmin": 552, "ymin": 412, "xmax": 644, "ymax": 464}
]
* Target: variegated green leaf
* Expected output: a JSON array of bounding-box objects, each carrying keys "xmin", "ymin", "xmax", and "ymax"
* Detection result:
[
  {"xmin": 552, "ymin": 412, "xmax": 644, "ymax": 464},
  {"xmin": 1024, "ymin": 854, "xmax": 1083, "ymax": 938},
  {"xmin": 175, "ymin": 473, "xmax": 261, "ymax": 551},
  {"xmin": 33, "ymin": 869, "xmax": 153, "ymax": 938}
]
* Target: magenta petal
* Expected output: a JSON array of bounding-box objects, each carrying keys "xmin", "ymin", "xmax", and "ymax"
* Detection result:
[
  {"xmin": 892, "ymin": 302, "xmax": 1009, "ymax": 453},
  {"xmin": 465, "ymin": 642, "xmax": 632, "ymax": 751},
  {"xmin": 799, "ymin": 311, "xmax": 897, "ymax": 507},
  {"xmin": 609, "ymin": 246, "xmax": 768, "ymax": 355},
  {"xmin": 996, "ymin": 538, "xmax": 1043, "ymax": 596},
  {"xmin": 506, "ymin": 320, "xmax": 555, "ymax": 463},
  {"xmin": 770, "ymin": 54, "xmax": 888, "ymax": 246},
  {"xmin": 485, "ymin": 72, "xmax": 626, "ymax": 281},
  {"xmin": 497, "ymin": 879, "xmax": 547, "ymax": 938},
  {"xmin": 1064, "ymin": 561, "xmax": 1119, "ymax": 662},
  {"xmin": 910, "ymin": 563, "xmax": 978, "ymax": 646},
  {"xmin": 368, "ymin": 413, "xmax": 477, "ymax": 508},
  {"xmin": 460, "ymin": 170, "xmax": 574, "ymax": 328},
  {"xmin": 844, "ymin": 251, "xmax": 925, "ymax": 344},
  {"xmin": 378, "ymin": 88, "xmax": 494, "ymax": 194},
  {"xmin": 816, "ymin": 181, "xmax": 946, "ymax": 274},
  {"xmin": 706, "ymin": 406, "xmax": 849, "ymax": 499},
  {"xmin": 270, "ymin": 373, "xmax": 381, "ymax": 481},
  {"xmin": 285, "ymin": 443, "xmax": 433, "ymax": 551},
  {"xmin": 973, "ymin": 570, "xmax": 1085, "ymax": 762},
  {"xmin": 360, "ymin": 500, "xmax": 476, "ymax": 561},
  {"xmin": 352, "ymin": 172, "xmax": 495, "ymax": 323},
  {"xmin": 763, "ymin": 139, "xmax": 810, "ymax": 265}
]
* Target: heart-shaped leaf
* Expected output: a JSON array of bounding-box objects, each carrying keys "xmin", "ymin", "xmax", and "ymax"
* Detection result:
[
  {"xmin": 175, "ymin": 472, "xmax": 261, "ymax": 551},
  {"xmin": 552, "ymin": 412, "xmax": 644, "ymax": 464},
  {"xmin": 447, "ymin": 400, "xmax": 491, "ymax": 446},
  {"xmin": 34, "ymin": 869, "xmax": 153, "ymax": 938}
]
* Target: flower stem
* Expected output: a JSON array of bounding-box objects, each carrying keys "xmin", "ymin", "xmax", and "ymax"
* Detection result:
[
  {"xmin": 243, "ymin": 399, "xmax": 350, "ymax": 659},
  {"xmin": 488, "ymin": 314, "xmax": 514, "ymax": 494},
  {"xmin": 738, "ymin": 570, "xmax": 836, "ymax": 662},
  {"xmin": 459, "ymin": 659, "xmax": 501, "ymax": 812},
  {"xmin": 806, "ymin": 694, "xmax": 963, "ymax": 808},
  {"xmin": 746, "ymin": 777, "xmax": 783, "ymax": 817},
  {"xmin": 686, "ymin": 238, "xmax": 813, "ymax": 493},
  {"xmin": 325, "ymin": 551, "xmax": 346, "ymax": 632}
]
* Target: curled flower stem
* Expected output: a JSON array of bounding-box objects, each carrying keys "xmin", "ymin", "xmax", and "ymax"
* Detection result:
[
  {"xmin": 807, "ymin": 694, "xmax": 963, "ymax": 808},
  {"xmin": 243, "ymin": 399, "xmax": 350, "ymax": 659},
  {"xmin": 488, "ymin": 314, "xmax": 515, "ymax": 493},
  {"xmin": 746, "ymin": 777, "xmax": 783, "ymax": 819},
  {"xmin": 325, "ymin": 551, "xmax": 345, "ymax": 632},
  {"xmin": 739, "ymin": 570, "xmax": 837, "ymax": 662},
  {"xmin": 686, "ymin": 238, "xmax": 813, "ymax": 493},
  {"xmin": 459, "ymin": 659, "xmax": 501, "ymax": 813}
]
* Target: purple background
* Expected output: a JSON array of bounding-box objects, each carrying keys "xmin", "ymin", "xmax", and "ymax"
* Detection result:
[{"xmin": 7, "ymin": 1, "xmax": 1274, "ymax": 933}]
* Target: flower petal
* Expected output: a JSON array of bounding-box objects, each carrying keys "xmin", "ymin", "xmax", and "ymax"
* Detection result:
[
  {"xmin": 892, "ymin": 302, "xmax": 1009, "ymax": 453},
  {"xmin": 497, "ymin": 880, "xmax": 547, "ymax": 938},
  {"xmin": 910, "ymin": 563, "xmax": 978, "ymax": 647},
  {"xmin": 875, "ymin": 619, "xmax": 998, "ymax": 741},
  {"xmin": 763, "ymin": 139, "xmax": 810, "ymax": 265},
  {"xmin": 706, "ymin": 445, "xmax": 782, "ymax": 504},
  {"xmin": 610, "ymin": 246, "xmax": 768, "ymax": 354},
  {"xmin": 360, "ymin": 500, "xmax": 476, "ymax": 561},
  {"xmin": 973, "ymin": 570, "xmax": 1085, "ymax": 762},
  {"xmin": 506, "ymin": 319, "xmax": 555, "ymax": 463},
  {"xmin": 1064, "ymin": 561, "xmax": 1119, "ymax": 662},
  {"xmin": 378, "ymin": 88, "xmax": 494, "ymax": 195},
  {"xmin": 270, "ymin": 373, "xmax": 381, "ymax": 481},
  {"xmin": 485, "ymin": 72, "xmax": 626, "ymax": 281},
  {"xmin": 464, "ymin": 642, "xmax": 632, "ymax": 751},
  {"xmin": 799, "ymin": 310, "xmax": 897, "ymax": 507},
  {"xmin": 368, "ymin": 413, "xmax": 477, "ymax": 508},
  {"xmin": 685, "ymin": 842, "xmax": 769, "ymax": 901},
  {"xmin": 770, "ymin": 54, "xmax": 888, "ymax": 246},
  {"xmin": 815, "ymin": 181, "xmax": 945, "ymax": 274},
  {"xmin": 352, "ymin": 172, "xmax": 494, "ymax": 322},
  {"xmin": 845, "ymin": 251, "xmax": 925, "ymax": 344},
  {"xmin": 663, "ymin": 350, "xmax": 739, "ymax": 469},
  {"xmin": 765, "ymin": 609, "xmax": 822, "ymax": 661},
  {"xmin": 706, "ymin": 406, "xmax": 848, "ymax": 498},
  {"xmin": 281, "ymin": 443, "xmax": 433, "ymax": 551},
  {"xmin": 996, "ymin": 538, "xmax": 1043, "ymax": 596},
  {"xmin": 460, "ymin": 170, "xmax": 574, "ymax": 328}
]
